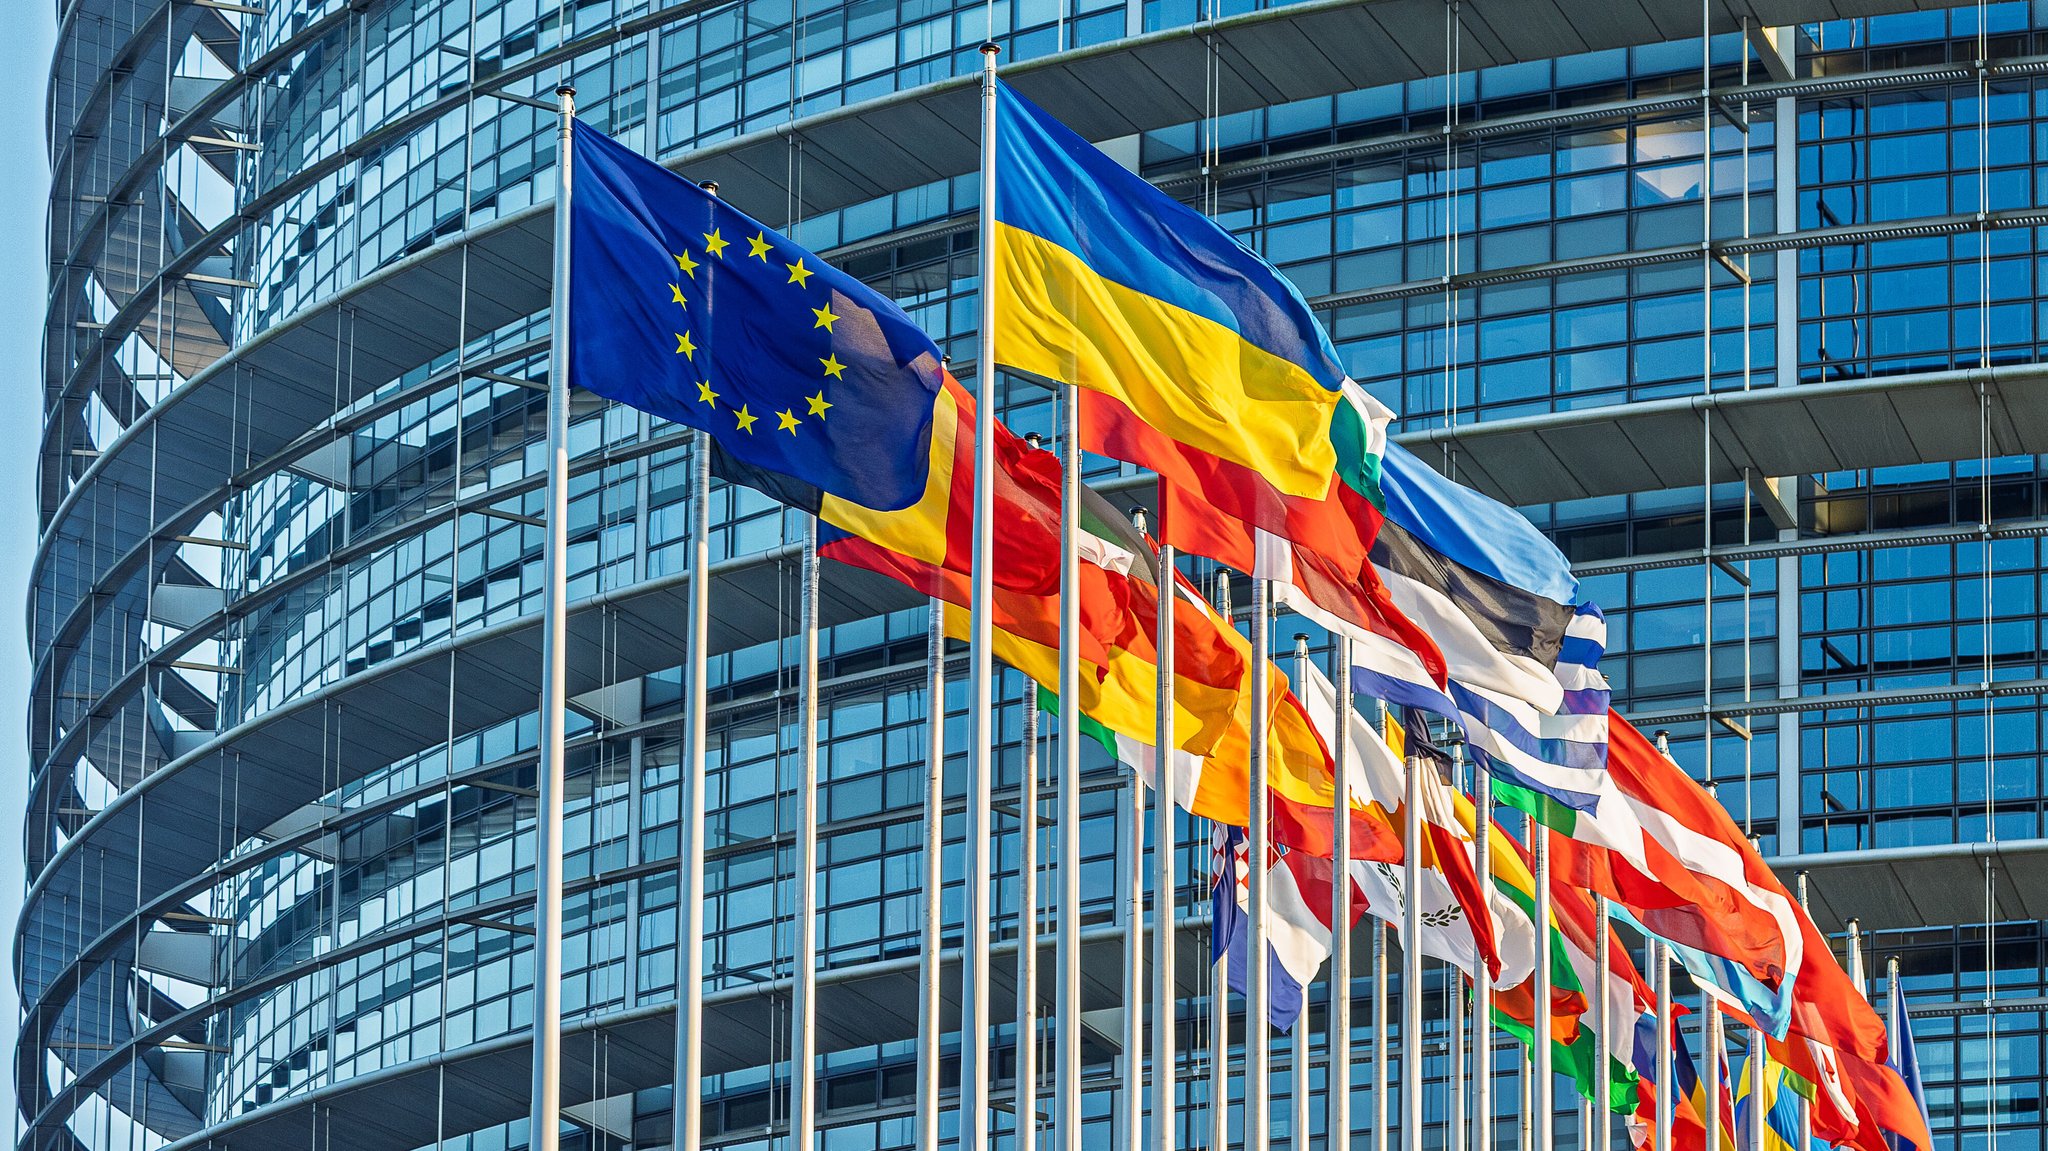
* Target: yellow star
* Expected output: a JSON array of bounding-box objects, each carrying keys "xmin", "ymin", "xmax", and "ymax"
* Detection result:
[
  {"xmin": 806, "ymin": 391, "xmax": 832, "ymax": 419},
  {"xmin": 747, "ymin": 232, "xmax": 772, "ymax": 260},
  {"xmin": 669, "ymin": 283, "xmax": 686, "ymax": 306},
  {"xmin": 786, "ymin": 258, "xmax": 813, "ymax": 287},
  {"xmin": 675, "ymin": 331, "xmax": 696, "ymax": 359},
  {"xmin": 811, "ymin": 302, "xmax": 838, "ymax": 332},
  {"xmin": 777, "ymin": 409, "xmax": 801, "ymax": 435},
  {"xmin": 703, "ymin": 228, "xmax": 729, "ymax": 257},
  {"xmin": 674, "ymin": 250, "xmax": 699, "ymax": 278},
  {"xmin": 733, "ymin": 404, "xmax": 757, "ymax": 434},
  {"xmin": 696, "ymin": 379, "xmax": 719, "ymax": 408},
  {"xmin": 819, "ymin": 353, "xmax": 845, "ymax": 379}
]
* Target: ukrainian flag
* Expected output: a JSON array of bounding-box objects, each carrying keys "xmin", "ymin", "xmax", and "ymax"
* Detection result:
[{"xmin": 992, "ymin": 83, "xmax": 1347, "ymax": 500}]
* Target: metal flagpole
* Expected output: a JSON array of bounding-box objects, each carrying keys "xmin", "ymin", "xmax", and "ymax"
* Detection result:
[
  {"xmin": 1054, "ymin": 410, "xmax": 1083, "ymax": 1151},
  {"xmin": 1402, "ymin": 753, "xmax": 1424, "ymax": 1151},
  {"xmin": 1330, "ymin": 636, "xmax": 1354, "ymax": 1151},
  {"xmin": 1211, "ymin": 570, "xmax": 1233, "ymax": 1151},
  {"xmin": 790, "ymin": 518, "xmax": 822, "ymax": 1151},
  {"xmin": 1846, "ymin": 918, "xmax": 1866, "ymax": 1001},
  {"xmin": 532, "ymin": 81, "xmax": 576, "ymax": 1151},
  {"xmin": 917, "ymin": 598, "xmax": 946, "ymax": 1149},
  {"xmin": 1518, "ymin": 1039, "xmax": 1532, "ymax": 1151},
  {"xmin": 1247, "ymin": 578, "xmax": 1274, "ymax": 1151},
  {"xmin": 1794, "ymin": 875, "xmax": 1812, "ymax": 1151},
  {"xmin": 1471, "ymin": 751, "xmax": 1492, "ymax": 1151},
  {"xmin": 1704, "ymin": 998, "xmax": 1722, "ymax": 1151},
  {"xmin": 962, "ymin": 40, "xmax": 1003, "ymax": 1151},
  {"xmin": 1594, "ymin": 897, "xmax": 1612, "ymax": 1151},
  {"xmin": 1747, "ymin": 1024, "xmax": 1766, "ymax": 1151},
  {"xmin": 1451, "ymin": 966, "xmax": 1467, "ymax": 1151},
  {"xmin": 1532, "ymin": 818, "xmax": 1552, "ymax": 1151},
  {"xmin": 1122, "ymin": 511, "xmax": 1152, "ymax": 1151},
  {"xmin": 1373, "ymin": 699, "xmax": 1392, "ymax": 1151},
  {"xmin": 674, "ymin": 175, "xmax": 720, "ymax": 1151},
  {"xmin": 1153, "ymin": 536, "xmax": 1178, "ymax": 1151},
  {"xmin": 1292, "ymin": 634, "xmax": 1313, "ymax": 1151},
  {"xmin": 1020, "ymin": 667, "xmax": 1041, "ymax": 1150},
  {"xmin": 1373, "ymin": 918, "xmax": 1389, "ymax": 1151},
  {"xmin": 1654, "ymin": 943, "xmax": 1673, "ymax": 1151}
]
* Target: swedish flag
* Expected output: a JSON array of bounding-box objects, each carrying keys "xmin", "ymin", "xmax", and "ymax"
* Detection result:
[{"xmin": 567, "ymin": 121, "xmax": 941, "ymax": 512}]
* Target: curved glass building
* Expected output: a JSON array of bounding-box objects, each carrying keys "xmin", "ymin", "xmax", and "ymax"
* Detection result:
[{"xmin": 26, "ymin": 0, "xmax": 2048, "ymax": 1147}]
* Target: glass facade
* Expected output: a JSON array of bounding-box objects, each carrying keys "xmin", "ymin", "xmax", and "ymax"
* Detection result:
[{"xmin": 27, "ymin": 0, "xmax": 2048, "ymax": 1149}]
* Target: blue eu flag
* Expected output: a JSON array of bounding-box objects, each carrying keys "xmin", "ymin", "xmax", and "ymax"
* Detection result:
[{"xmin": 567, "ymin": 121, "xmax": 942, "ymax": 512}]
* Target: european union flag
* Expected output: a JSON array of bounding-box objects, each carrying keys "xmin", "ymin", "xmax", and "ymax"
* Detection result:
[{"xmin": 567, "ymin": 121, "xmax": 941, "ymax": 512}]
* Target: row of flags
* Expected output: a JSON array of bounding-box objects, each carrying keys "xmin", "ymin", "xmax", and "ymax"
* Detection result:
[{"xmin": 562, "ymin": 76, "xmax": 1934, "ymax": 1151}]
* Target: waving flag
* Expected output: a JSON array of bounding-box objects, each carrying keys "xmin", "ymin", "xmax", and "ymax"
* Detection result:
[
  {"xmin": 1292, "ymin": 667, "xmax": 1530, "ymax": 985},
  {"xmin": 1630, "ymin": 1022, "xmax": 1736, "ymax": 1151},
  {"xmin": 1375, "ymin": 443, "xmax": 1611, "ymax": 812},
  {"xmin": 993, "ymin": 82, "xmax": 1347, "ymax": 501},
  {"xmin": 1885, "ymin": 976, "xmax": 1930, "ymax": 1151},
  {"xmin": 1738, "ymin": 1049, "xmax": 1824, "ymax": 1151},
  {"xmin": 1211, "ymin": 825, "xmax": 1327, "ymax": 1031},
  {"xmin": 567, "ymin": 121, "xmax": 939, "ymax": 511},
  {"xmin": 1551, "ymin": 716, "xmax": 1802, "ymax": 1013}
]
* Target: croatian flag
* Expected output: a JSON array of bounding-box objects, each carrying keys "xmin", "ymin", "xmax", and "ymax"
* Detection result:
[{"xmin": 1209, "ymin": 825, "xmax": 1329, "ymax": 1031}]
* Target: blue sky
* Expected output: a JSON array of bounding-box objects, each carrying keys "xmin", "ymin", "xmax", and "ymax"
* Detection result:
[{"xmin": 5, "ymin": 3, "xmax": 61, "ymax": 1125}]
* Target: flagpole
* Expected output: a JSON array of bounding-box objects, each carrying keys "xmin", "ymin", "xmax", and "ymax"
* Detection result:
[
  {"xmin": 918, "ymin": 597, "xmax": 946, "ymax": 1150},
  {"xmin": 1533, "ymin": 819, "xmax": 1553, "ymax": 1151},
  {"xmin": 1518, "ymin": 1036, "xmax": 1532, "ymax": 1151},
  {"xmin": 1794, "ymin": 875, "xmax": 1812, "ymax": 1151},
  {"xmin": 1247, "ymin": 578, "xmax": 1274, "ymax": 1151},
  {"xmin": 1402, "ymin": 752, "xmax": 1424, "ymax": 1151},
  {"xmin": 1451, "ymin": 966, "xmax": 1467, "ymax": 1151},
  {"xmin": 1019, "ymin": 669, "xmax": 1041, "ymax": 1150},
  {"xmin": 1153, "ymin": 537, "xmax": 1179, "ymax": 1151},
  {"xmin": 1704, "ymin": 998, "xmax": 1722, "ymax": 1151},
  {"xmin": 1747, "ymin": 1025, "xmax": 1765, "ymax": 1151},
  {"xmin": 963, "ymin": 40, "xmax": 1003, "ymax": 1151},
  {"xmin": 1054, "ymin": 383, "xmax": 1084, "ymax": 1151},
  {"xmin": 1471, "ymin": 751, "xmax": 1492, "ymax": 1151},
  {"xmin": 673, "ymin": 177, "xmax": 719, "ymax": 1151},
  {"xmin": 1330, "ymin": 638, "xmax": 1353, "ymax": 1151},
  {"xmin": 1211, "ymin": 570, "xmax": 1233, "ymax": 1151},
  {"xmin": 1373, "ymin": 918, "xmax": 1389, "ymax": 1151},
  {"xmin": 1291, "ymin": 633, "xmax": 1313, "ymax": 1151},
  {"xmin": 1122, "ymin": 514, "xmax": 1151, "ymax": 1151},
  {"xmin": 1846, "ymin": 917, "xmax": 1866, "ymax": 1001},
  {"xmin": 1373, "ymin": 698, "xmax": 1391, "ymax": 1151},
  {"xmin": 791, "ymin": 517, "xmax": 822, "ymax": 1151},
  {"xmin": 1654, "ymin": 943, "xmax": 1673, "ymax": 1151},
  {"xmin": 532, "ymin": 81, "xmax": 576, "ymax": 1151},
  {"xmin": 1594, "ymin": 897, "xmax": 1612, "ymax": 1151}
]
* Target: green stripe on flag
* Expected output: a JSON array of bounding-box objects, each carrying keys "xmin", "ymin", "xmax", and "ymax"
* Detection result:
[
  {"xmin": 1494, "ymin": 776, "xmax": 1580, "ymax": 837},
  {"xmin": 1486, "ymin": 1006, "xmax": 1641, "ymax": 1115},
  {"xmin": 1485, "ymin": 852, "xmax": 1640, "ymax": 1114},
  {"xmin": 1038, "ymin": 685, "xmax": 1121, "ymax": 762},
  {"xmin": 1330, "ymin": 395, "xmax": 1386, "ymax": 512}
]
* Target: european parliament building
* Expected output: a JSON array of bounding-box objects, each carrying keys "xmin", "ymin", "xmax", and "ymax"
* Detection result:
[{"xmin": 25, "ymin": 0, "xmax": 2048, "ymax": 1148}]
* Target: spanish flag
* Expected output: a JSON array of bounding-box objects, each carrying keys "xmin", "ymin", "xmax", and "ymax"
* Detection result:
[{"xmin": 992, "ymin": 82, "xmax": 1348, "ymax": 501}]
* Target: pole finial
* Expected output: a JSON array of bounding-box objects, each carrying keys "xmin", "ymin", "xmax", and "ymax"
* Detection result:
[
  {"xmin": 981, "ymin": 41, "xmax": 1001, "ymax": 57},
  {"xmin": 698, "ymin": 180, "xmax": 719, "ymax": 194},
  {"xmin": 555, "ymin": 83, "xmax": 575, "ymax": 98}
]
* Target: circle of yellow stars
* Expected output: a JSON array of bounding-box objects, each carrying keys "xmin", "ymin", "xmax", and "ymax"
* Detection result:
[{"xmin": 666, "ymin": 224, "xmax": 837, "ymax": 438}]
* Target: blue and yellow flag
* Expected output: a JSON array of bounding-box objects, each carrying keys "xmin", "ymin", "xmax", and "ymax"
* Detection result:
[
  {"xmin": 991, "ymin": 83, "xmax": 1346, "ymax": 500},
  {"xmin": 1736, "ymin": 1049, "xmax": 1823, "ymax": 1151},
  {"xmin": 567, "ymin": 121, "xmax": 942, "ymax": 512}
]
